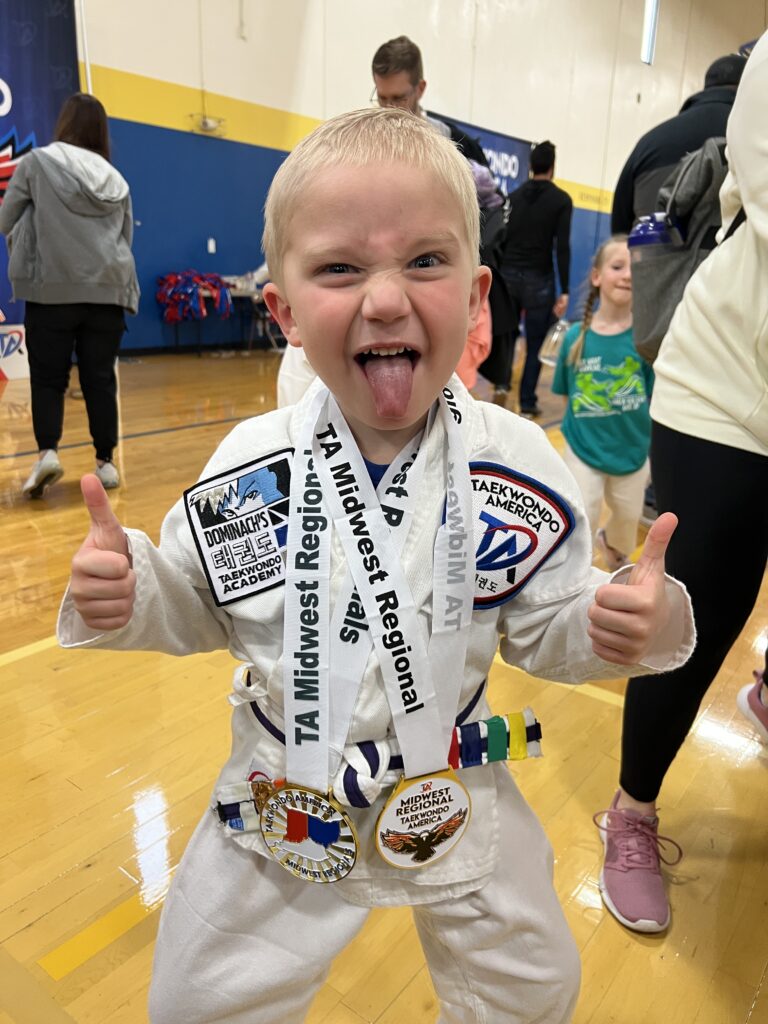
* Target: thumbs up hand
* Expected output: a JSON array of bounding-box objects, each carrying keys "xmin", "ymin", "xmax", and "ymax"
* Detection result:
[
  {"xmin": 587, "ymin": 512, "xmax": 678, "ymax": 665},
  {"xmin": 70, "ymin": 474, "xmax": 136, "ymax": 630}
]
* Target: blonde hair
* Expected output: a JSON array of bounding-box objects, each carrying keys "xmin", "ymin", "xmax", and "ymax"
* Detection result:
[
  {"xmin": 566, "ymin": 234, "xmax": 629, "ymax": 365},
  {"xmin": 262, "ymin": 107, "xmax": 480, "ymax": 284}
]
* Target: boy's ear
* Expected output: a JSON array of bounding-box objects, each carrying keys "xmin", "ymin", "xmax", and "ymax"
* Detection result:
[
  {"xmin": 468, "ymin": 265, "xmax": 493, "ymax": 330},
  {"xmin": 262, "ymin": 283, "xmax": 302, "ymax": 348}
]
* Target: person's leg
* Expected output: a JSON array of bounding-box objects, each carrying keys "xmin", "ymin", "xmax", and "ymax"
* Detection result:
[
  {"xmin": 149, "ymin": 813, "xmax": 370, "ymax": 1024},
  {"xmin": 518, "ymin": 271, "xmax": 555, "ymax": 412},
  {"xmin": 74, "ymin": 304, "xmax": 125, "ymax": 463},
  {"xmin": 24, "ymin": 302, "xmax": 77, "ymax": 452},
  {"xmin": 620, "ymin": 425, "xmax": 768, "ymax": 805},
  {"xmin": 493, "ymin": 272, "xmax": 522, "ymax": 392},
  {"xmin": 414, "ymin": 768, "xmax": 580, "ymax": 1024},
  {"xmin": 598, "ymin": 423, "xmax": 768, "ymax": 932},
  {"xmin": 602, "ymin": 458, "xmax": 650, "ymax": 557},
  {"xmin": 560, "ymin": 442, "xmax": 604, "ymax": 542}
]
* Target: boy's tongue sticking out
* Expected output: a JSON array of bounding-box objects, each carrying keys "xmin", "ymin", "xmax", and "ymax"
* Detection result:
[{"xmin": 361, "ymin": 350, "xmax": 414, "ymax": 419}]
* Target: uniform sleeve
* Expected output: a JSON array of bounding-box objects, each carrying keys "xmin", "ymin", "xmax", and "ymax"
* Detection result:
[
  {"xmin": 0, "ymin": 160, "xmax": 31, "ymax": 236},
  {"xmin": 57, "ymin": 504, "xmax": 234, "ymax": 655},
  {"xmin": 497, "ymin": 566, "xmax": 694, "ymax": 683},
  {"xmin": 491, "ymin": 422, "xmax": 695, "ymax": 682}
]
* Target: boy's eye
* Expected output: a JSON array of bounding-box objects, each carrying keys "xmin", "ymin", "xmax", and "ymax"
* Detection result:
[
  {"xmin": 318, "ymin": 263, "xmax": 357, "ymax": 276},
  {"xmin": 410, "ymin": 253, "xmax": 442, "ymax": 270}
]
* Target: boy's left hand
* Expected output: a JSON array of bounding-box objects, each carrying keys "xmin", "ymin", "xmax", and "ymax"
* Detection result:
[{"xmin": 587, "ymin": 513, "xmax": 678, "ymax": 666}]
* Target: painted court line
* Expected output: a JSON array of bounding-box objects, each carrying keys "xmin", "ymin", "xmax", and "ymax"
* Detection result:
[{"xmin": 37, "ymin": 892, "xmax": 159, "ymax": 982}]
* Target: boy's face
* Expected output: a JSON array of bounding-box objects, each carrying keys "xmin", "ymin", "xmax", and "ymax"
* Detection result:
[{"xmin": 264, "ymin": 162, "xmax": 491, "ymax": 451}]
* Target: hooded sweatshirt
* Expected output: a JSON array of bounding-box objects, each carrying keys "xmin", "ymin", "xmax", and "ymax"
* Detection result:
[
  {"xmin": 0, "ymin": 141, "xmax": 139, "ymax": 313},
  {"xmin": 499, "ymin": 179, "xmax": 572, "ymax": 292}
]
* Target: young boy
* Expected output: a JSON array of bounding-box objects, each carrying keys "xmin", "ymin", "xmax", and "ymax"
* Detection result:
[{"xmin": 60, "ymin": 108, "xmax": 694, "ymax": 1024}]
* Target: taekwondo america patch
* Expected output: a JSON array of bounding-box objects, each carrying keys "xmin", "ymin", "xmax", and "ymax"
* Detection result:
[
  {"xmin": 470, "ymin": 462, "xmax": 574, "ymax": 608},
  {"xmin": 185, "ymin": 449, "xmax": 292, "ymax": 606}
]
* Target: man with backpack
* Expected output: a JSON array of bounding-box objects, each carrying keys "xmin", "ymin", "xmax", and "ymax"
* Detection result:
[{"xmin": 611, "ymin": 53, "xmax": 747, "ymax": 234}]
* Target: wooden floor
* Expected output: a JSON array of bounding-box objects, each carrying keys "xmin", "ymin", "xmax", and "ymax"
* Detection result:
[{"xmin": 1, "ymin": 349, "xmax": 766, "ymax": 1024}]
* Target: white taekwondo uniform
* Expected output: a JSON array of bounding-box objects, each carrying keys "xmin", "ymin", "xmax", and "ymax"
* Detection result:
[{"xmin": 58, "ymin": 376, "xmax": 694, "ymax": 1024}]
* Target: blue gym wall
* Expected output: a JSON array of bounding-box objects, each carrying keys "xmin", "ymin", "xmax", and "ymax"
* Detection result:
[{"xmin": 110, "ymin": 118, "xmax": 286, "ymax": 352}]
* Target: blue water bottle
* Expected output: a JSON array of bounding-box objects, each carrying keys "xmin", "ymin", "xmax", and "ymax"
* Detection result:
[{"xmin": 627, "ymin": 212, "xmax": 676, "ymax": 265}]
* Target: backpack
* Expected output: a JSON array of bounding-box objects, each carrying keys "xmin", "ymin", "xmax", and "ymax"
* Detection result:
[{"xmin": 631, "ymin": 136, "xmax": 729, "ymax": 364}]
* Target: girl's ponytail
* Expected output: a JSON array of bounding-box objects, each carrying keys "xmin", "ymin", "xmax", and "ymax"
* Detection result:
[{"xmin": 566, "ymin": 284, "xmax": 598, "ymax": 366}]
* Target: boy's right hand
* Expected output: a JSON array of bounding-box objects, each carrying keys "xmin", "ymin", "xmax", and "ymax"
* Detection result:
[{"xmin": 70, "ymin": 474, "xmax": 136, "ymax": 630}]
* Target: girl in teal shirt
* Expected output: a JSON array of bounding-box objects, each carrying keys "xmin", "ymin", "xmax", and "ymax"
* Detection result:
[{"xmin": 552, "ymin": 236, "xmax": 653, "ymax": 570}]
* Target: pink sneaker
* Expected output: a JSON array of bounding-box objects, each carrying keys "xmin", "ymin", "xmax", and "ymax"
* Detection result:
[
  {"xmin": 737, "ymin": 673, "xmax": 768, "ymax": 743},
  {"xmin": 594, "ymin": 791, "xmax": 682, "ymax": 933}
]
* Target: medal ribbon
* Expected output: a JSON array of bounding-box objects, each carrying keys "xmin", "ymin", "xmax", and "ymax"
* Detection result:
[
  {"xmin": 312, "ymin": 388, "xmax": 474, "ymax": 779},
  {"xmin": 283, "ymin": 387, "xmax": 432, "ymax": 790}
]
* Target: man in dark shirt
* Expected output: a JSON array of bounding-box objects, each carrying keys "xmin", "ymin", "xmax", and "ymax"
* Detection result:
[
  {"xmin": 611, "ymin": 53, "xmax": 746, "ymax": 233},
  {"xmin": 498, "ymin": 140, "xmax": 572, "ymax": 415}
]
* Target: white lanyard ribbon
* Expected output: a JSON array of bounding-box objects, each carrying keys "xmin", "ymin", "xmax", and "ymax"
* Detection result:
[{"xmin": 283, "ymin": 384, "xmax": 474, "ymax": 788}]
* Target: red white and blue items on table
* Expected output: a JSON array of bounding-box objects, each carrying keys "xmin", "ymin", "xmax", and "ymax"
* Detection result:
[{"xmin": 156, "ymin": 270, "xmax": 233, "ymax": 324}]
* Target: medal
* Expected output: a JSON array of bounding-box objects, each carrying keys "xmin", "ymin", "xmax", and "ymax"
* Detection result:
[
  {"xmin": 376, "ymin": 767, "xmax": 471, "ymax": 869},
  {"xmin": 260, "ymin": 783, "xmax": 358, "ymax": 884}
]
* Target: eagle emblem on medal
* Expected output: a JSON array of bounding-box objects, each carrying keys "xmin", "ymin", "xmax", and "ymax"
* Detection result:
[{"xmin": 376, "ymin": 771, "xmax": 471, "ymax": 869}]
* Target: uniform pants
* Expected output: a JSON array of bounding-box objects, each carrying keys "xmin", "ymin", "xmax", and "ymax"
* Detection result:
[
  {"xmin": 620, "ymin": 421, "xmax": 768, "ymax": 802},
  {"xmin": 561, "ymin": 442, "xmax": 649, "ymax": 556},
  {"xmin": 25, "ymin": 302, "xmax": 125, "ymax": 461},
  {"xmin": 149, "ymin": 771, "xmax": 580, "ymax": 1023}
]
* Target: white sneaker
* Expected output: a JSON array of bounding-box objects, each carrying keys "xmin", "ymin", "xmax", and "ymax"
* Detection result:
[
  {"xmin": 95, "ymin": 461, "xmax": 120, "ymax": 489},
  {"xmin": 22, "ymin": 450, "xmax": 64, "ymax": 498}
]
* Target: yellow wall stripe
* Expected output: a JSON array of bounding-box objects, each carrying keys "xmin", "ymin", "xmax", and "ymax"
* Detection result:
[
  {"xmin": 556, "ymin": 178, "xmax": 613, "ymax": 215},
  {"xmin": 84, "ymin": 63, "xmax": 613, "ymax": 208},
  {"xmin": 85, "ymin": 63, "xmax": 321, "ymax": 153},
  {"xmin": 37, "ymin": 892, "xmax": 157, "ymax": 981}
]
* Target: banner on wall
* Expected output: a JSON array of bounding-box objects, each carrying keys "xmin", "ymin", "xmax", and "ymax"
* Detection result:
[
  {"xmin": 0, "ymin": 323, "xmax": 29, "ymax": 379},
  {"xmin": 0, "ymin": 0, "xmax": 79, "ymax": 324},
  {"xmin": 429, "ymin": 112, "xmax": 531, "ymax": 196}
]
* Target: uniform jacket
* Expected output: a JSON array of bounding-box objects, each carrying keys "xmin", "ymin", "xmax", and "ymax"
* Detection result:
[
  {"xmin": 651, "ymin": 32, "xmax": 768, "ymax": 457},
  {"xmin": 58, "ymin": 377, "xmax": 694, "ymax": 906},
  {"xmin": 0, "ymin": 142, "xmax": 139, "ymax": 313}
]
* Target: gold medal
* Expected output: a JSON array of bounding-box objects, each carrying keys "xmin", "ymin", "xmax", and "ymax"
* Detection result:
[
  {"xmin": 376, "ymin": 767, "xmax": 471, "ymax": 869},
  {"xmin": 260, "ymin": 783, "xmax": 358, "ymax": 884}
]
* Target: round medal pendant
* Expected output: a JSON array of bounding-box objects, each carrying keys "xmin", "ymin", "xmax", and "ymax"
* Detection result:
[
  {"xmin": 376, "ymin": 767, "xmax": 471, "ymax": 869},
  {"xmin": 260, "ymin": 784, "xmax": 358, "ymax": 884}
]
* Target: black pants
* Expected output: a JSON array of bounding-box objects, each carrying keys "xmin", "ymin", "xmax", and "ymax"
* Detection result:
[
  {"xmin": 620, "ymin": 421, "xmax": 768, "ymax": 803},
  {"xmin": 25, "ymin": 302, "xmax": 125, "ymax": 461},
  {"xmin": 498, "ymin": 268, "xmax": 555, "ymax": 407}
]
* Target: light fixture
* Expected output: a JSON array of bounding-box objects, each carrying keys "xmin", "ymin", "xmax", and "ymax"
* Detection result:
[{"xmin": 641, "ymin": 0, "xmax": 660, "ymax": 65}]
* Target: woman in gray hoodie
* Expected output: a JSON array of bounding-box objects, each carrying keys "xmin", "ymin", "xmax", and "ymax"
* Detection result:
[{"xmin": 0, "ymin": 92, "xmax": 139, "ymax": 496}]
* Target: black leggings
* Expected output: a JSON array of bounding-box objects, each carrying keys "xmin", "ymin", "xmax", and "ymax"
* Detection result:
[
  {"xmin": 620, "ymin": 421, "xmax": 768, "ymax": 803},
  {"xmin": 25, "ymin": 302, "xmax": 125, "ymax": 462}
]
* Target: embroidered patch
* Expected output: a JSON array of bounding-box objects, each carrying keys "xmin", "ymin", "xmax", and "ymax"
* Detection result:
[
  {"xmin": 470, "ymin": 462, "xmax": 574, "ymax": 608},
  {"xmin": 185, "ymin": 449, "xmax": 293, "ymax": 605}
]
